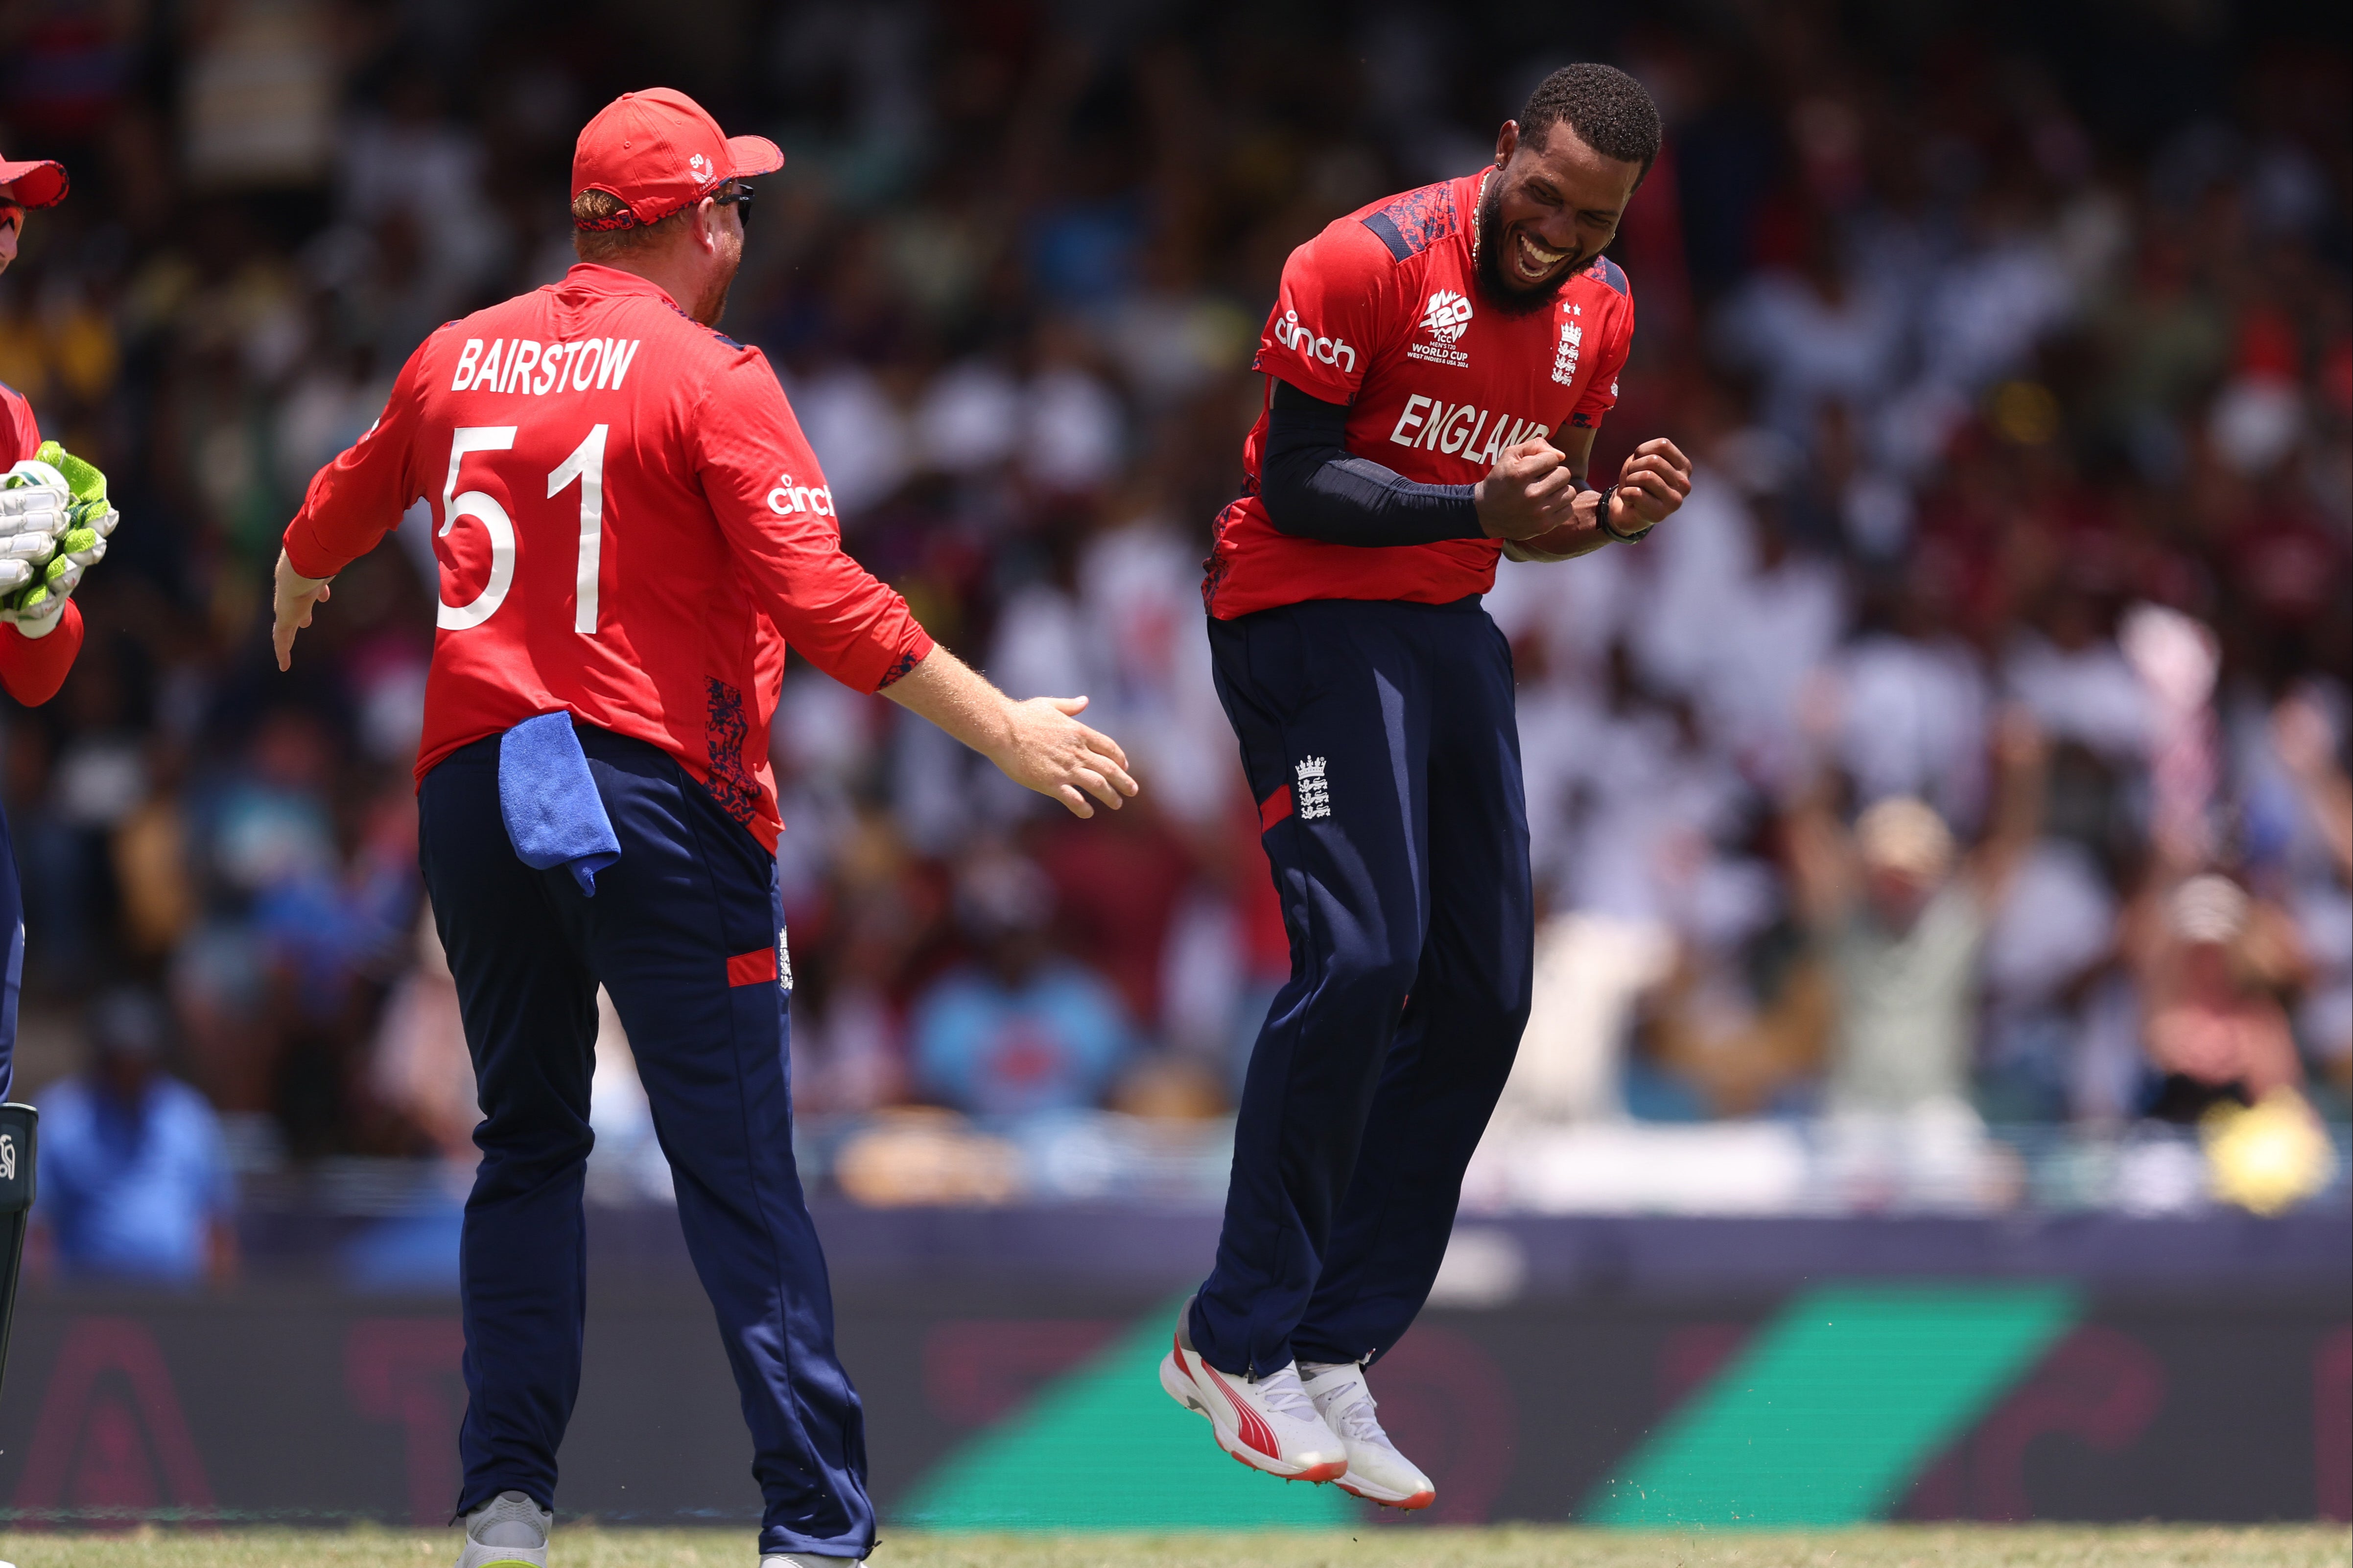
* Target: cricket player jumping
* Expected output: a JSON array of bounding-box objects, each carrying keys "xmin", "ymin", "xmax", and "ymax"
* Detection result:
[
  {"xmin": 1162, "ymin": 64, "xmax": 1692, "ymax": 1507},
  {"xmin": 273, "ymin": 89, "xmax": 1136, "ymax": 1568}
]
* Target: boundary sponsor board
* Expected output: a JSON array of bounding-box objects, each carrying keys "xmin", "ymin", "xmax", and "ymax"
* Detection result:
[{"xmin": 0, "ymin": 1281, "xmax": 2341, "ymax": 1528}]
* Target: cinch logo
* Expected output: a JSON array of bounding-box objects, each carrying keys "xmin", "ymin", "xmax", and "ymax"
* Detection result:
[
  {"xmin": 1409, "ymin": 289, "xmax": 1474, "ymax": 368},
  {"xmin": 767, "ymin": 473, "xmax": 837, "ymax": 518},
  {"xmin": 1271, "ymin": 310, "xmax": 1357, "ymax": 373}
]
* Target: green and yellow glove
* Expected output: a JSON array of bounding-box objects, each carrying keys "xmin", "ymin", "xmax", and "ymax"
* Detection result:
[{"xmin": 0, "ymin": 441, "xmax": 118, "ymax": 635}]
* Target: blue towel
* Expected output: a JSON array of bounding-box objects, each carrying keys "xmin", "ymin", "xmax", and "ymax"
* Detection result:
[{"xmin": 498, "ymin": 713, "xmax": 621, "ymax": 896}]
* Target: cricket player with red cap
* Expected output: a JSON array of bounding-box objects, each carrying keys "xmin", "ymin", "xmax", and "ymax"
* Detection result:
[
  {"xmin": 0, "ymin": 146, "xmax": 118, "ymax": 788},
  {"xmin": 274, "ymin": 88, "xmax": 1137, "ymax": 1568},
  {"xmin": 0, "ymin": 143, "xmax": 121, "ymax": 1158}
]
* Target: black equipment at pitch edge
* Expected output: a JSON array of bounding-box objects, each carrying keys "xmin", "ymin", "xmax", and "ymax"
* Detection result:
[{"xmin": 0, "ymin": 1103, "xmax": 34, "ymax": 1406}]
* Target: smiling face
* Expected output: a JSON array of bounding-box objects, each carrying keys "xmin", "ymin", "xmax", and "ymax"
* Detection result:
[{"xmin": 1475, "ymin": 118, "xmax": 1643, "ymax": 312}]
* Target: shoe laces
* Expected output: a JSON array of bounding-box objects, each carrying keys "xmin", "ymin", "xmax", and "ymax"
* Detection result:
[
  {"xmin": 1312, "ymin": 1369, "xmax": 1393, "ymax": 1448},
  {"xmin": 1250, "ymin": 1362, "xmax": 1324, "ymax": 1427}
]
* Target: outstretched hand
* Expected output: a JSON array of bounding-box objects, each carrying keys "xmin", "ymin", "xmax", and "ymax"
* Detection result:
[
  {"xmin": 990, "ymin": 694, "xmax": 1140, "ymax": 818},
  {"xmin": 272, "ymin": 549, "xmax": 332, "ymax": 671},
  {"xmin": 878, "ymin": 648, "xmax": 1143, "ymax": 820}
]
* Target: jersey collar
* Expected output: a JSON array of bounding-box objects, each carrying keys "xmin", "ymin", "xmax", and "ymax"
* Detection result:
[{"xmin": 558, "ymin": 261, "xmax": 688, "ymax": 310}]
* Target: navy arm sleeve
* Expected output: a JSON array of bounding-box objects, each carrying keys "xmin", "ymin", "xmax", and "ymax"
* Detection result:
[{"xmin": 1259, "ymin": 379, "xmax": 1486, "ymax": 547}]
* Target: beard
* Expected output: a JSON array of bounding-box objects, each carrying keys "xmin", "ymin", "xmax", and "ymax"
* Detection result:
[
  {"xmin": 695, "ymin": 275, "xmax": 736, "ymax": 327},
  {"xmin": 1474, "ymin": 176, "xmax": 1583, "ymax": 316},
  {"xmin": 693, "ymin": 262, "xmax": 739, "ymax": 328},
  {"xmin": 691, "ymin": 234, "xmax": 745, "ymax": 327}
]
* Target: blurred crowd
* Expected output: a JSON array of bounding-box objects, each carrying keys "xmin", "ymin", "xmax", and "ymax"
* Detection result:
[{"xmin": 3, "ymin": 0, "xmax": 2347, "ymax": 1258}]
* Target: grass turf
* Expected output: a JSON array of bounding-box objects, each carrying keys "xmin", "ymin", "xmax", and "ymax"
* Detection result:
[{"xmin": 0, "ymin": 1527, "xmax": 2346, "ymax": 1568}]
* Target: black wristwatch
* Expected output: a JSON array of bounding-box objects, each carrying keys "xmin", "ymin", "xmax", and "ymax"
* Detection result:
[{"xmin": 1595, "ymin": 484, "xmax": 1653, "ymax": 544}]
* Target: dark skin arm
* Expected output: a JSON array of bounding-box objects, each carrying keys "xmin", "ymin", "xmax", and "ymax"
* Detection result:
[{"xmin": 1497, "ymin": 424, "xmax": 1694, "ymax": 562}]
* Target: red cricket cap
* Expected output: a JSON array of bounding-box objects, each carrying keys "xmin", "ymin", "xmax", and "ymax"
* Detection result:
[
  {"xmin": 571, "ymin": 88, "xmax": 782, "ymax": 230},
  {"xmin": 0, "ymin": 155, "xmax": 68, "ymax": 210}
]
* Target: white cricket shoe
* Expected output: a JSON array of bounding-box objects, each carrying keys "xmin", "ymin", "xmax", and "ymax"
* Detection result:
[
  {"xmin": 1301, "ymin": 1360, "xmax": 1436, "ymax": 1510},
  {"xmin": 1159, "ymin": 1299, "xmax": 1346, "ymax": 1482},
  {"xmin": 456, "ymin": 1491, "xmax": 552, "ymax": 1568}
]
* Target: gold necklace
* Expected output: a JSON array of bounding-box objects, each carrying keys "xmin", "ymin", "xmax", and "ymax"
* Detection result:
[{"xmin": 1470, "ymin": 167, "xmax": 1494, "ymax": 263}]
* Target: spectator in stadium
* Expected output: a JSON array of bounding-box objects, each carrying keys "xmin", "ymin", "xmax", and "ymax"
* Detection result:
[
  {"xmin": 2268, "ymin": 693, "xmax": 2353, "ymax": 1097},
  {"xmin": 2131, "ymin": 873, "xmax": 2307, "ymax": 1123},
  {"xmin": 0, "ymin": 0, "xmax": 2346, "ymax": 1220},
  {"xmin": 911, "ymin": 849, "xmax": 1138, "ymax": 1117},
  {"xmin": 29, "ymin": 988, "xmax": 235, "ymax": 1285},
  {"xmin": 1786, "ymin": 708, "xmax": 2048, "ymax": 1201}
]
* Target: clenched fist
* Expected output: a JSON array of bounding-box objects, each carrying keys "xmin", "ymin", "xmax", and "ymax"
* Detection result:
[
  {"xmin": 1605, "ymin": 437, "xmax": 1694, "ymax": 536},
  {"xmin": 1473, "ymin": 439, "xmax": 1583, "ymax": 541}
]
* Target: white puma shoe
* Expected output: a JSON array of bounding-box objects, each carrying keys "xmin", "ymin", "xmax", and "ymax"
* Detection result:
[
  {"xmin": 1301, "ymin": 1360, "xmax": 1436, "ymax": 1510},
  {"xmin": 1159, "ymin": 1299, "xmax": 1346, "ymax": 1482},
  {"xmin": 456, "ymin": 1491, "xmax": 552, "ymax": 1568}
]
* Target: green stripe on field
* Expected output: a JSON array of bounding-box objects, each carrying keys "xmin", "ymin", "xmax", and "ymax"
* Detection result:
[
  {"xmin": 897, "ymin": 1299, "xmax": 1354, "ymax": 1530},
  {"xmin": 1585, "ymin": 1284, "xmax": 2080, "ymax": 1528}
]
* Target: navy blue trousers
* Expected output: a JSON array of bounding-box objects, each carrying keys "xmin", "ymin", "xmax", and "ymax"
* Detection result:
[
  {"xmin": 0, "ymin": 800, "xmax": 21, "ymax": 1102},
  {"xmin": 1193, "ymin": 596, "xmax": 1533, "ymax": 1378},
  {"xmin": 418, "ymin": 728, "xmax": 872, "ymax": 1559}
]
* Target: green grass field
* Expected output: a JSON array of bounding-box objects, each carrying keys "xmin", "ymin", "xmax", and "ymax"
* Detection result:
[{"xmin": 0, "ymin": 1527, "xmax": 2347, "ymax": 1568}]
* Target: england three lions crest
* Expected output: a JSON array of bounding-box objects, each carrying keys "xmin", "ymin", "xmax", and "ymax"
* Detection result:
[{"xmin": 1294, "ymin": 755, "xmax": 1332, "ymax": 819}]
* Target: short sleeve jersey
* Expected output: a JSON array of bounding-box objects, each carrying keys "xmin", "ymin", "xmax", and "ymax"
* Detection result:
[
  {"xmin": 0, "ymin": 382, "xmax": 39, "ymax": 468},
  {"xmin": 283, "ymin": 264, "xmax": 933, "ymax": 851},
  {"xmin": 1202, "ymin": 171, "xmax": 1635, "ymax": 620}
]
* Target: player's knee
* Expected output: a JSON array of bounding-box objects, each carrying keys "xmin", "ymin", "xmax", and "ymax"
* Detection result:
[
  {"xmin": 1318, "ymin": 948, "xmax": 1421, "ymax": 1019},
  {"xmin": 1489, "ymin": 998, "xmax": 1533, "ymax": 1048},
  {"xmin": 473, "ymin": 1108, "xmax": 594, "ymax": 1176},
  {"xmin": 1418, "ymin": 971, "xmax": 1531, "ymax": 1046}
]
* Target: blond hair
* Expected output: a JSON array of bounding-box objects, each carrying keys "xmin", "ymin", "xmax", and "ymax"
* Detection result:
[{"xmin": 570, "ymin": 189, "xmax": 690, "ymax": 263}]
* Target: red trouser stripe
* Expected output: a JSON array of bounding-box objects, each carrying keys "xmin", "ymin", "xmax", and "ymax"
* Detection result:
[{"xmin": 727, "ymin": 945, "xmax": 777, "ymax": 987}]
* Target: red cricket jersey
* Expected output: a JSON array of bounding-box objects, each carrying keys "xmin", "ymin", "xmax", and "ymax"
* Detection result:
[
  {"xmin": 0, "ymin": 380, "xmax": 85, "ymax": 707},
  {"xmin": 282, "ymin": 263, "xmax": 933, "ymax": 850},
  {"xmin": 1202, "ymin": 171, "xmax": 1635, "ymax": 620}
]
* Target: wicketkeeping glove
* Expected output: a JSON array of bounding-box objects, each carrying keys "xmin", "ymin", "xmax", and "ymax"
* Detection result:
[
  {"xmin": 0, "ymin": 441, "xmax": 117, "ymax": 636},
  {"xmin": 0, "ymin": 460, "xmax": 68, "ymax": 598}
]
